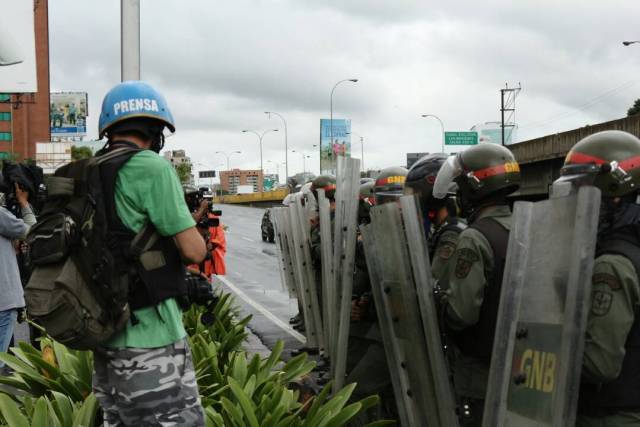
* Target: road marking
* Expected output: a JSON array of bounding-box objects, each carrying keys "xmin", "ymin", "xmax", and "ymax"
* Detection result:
[
  {"xmin": 215, "ymin": 275, "xmax": 306, "ymax": 344},
  {"xmin": 241, "ymin": 237, "xmax": 255, "ymax": 243}
]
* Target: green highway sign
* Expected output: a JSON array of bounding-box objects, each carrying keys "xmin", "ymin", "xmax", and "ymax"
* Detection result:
[
  {"xmin": 445, "ymin": 131, "xmax": 478, "ymax": 146},
  {"xmin": 0, "ymin": 152, "xmax": 10, "ymax": 160}
]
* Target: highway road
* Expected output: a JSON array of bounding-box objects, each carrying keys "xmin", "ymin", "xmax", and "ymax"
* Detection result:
[{"xmin": 215, "ymin": 204, "xmax": 304, "ymax": 355}]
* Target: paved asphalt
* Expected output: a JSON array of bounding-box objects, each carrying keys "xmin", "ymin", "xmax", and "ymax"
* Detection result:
[{"xmin": 216, "ymin": 204, "xmax": 304, "ymax": 355}]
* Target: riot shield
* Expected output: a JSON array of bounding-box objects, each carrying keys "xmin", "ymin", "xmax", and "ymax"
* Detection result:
[
  {"xmin": 483, "ymin": 184, "xmax": 601, "ymax": 427},
  {"xmin": 289, "ymin": 199, "xmax": 325, "ymax": 350},
  {"xmin": 317, "ymin": 189, "xmax": 335, "ymax": 356},
  {"xmin": 331, "ymin": 156, "xmax": 361, "ymax": 389},
  {"xmin": 361, "ymin": 197, "xmax": 459, "ymax": 427},
  {"xmin": 271, "ymin": 207, "xmax": 297, "ymax": 298}
]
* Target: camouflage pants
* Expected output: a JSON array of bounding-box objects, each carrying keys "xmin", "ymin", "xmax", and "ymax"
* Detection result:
[{"xmin": 92, "ymin": 338, "xmax": 204, "ymax": 426}]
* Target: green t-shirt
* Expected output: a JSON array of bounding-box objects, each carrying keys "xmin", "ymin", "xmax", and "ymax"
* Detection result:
[{"xmin": 104, "ymin": 150, "xmax": 196, "ymax": 349}]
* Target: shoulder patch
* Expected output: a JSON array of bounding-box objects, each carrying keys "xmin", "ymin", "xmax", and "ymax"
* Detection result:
[
  {"xmin": 454, "ymin": 248, "xmax": 479, "ymax": 279},
  {"xmin": 437, "ymin": 241, "xmax": 456, "ymax": 260},
  {"xmin": 591, "ymin": 290, "xmax": 613, "ymax": 316},
  {"xmin": 456, "ymin": 247, "xmax": 479, "ymax": 262},
  {"xmin": 592, "ymin": 273, "xmax": 622, "ymax": 291}
]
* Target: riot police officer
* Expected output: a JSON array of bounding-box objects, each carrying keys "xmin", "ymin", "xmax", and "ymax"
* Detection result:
[
  {"xmin": 556, "ymin": 131, "xmax": 640, "ymax": 426},
  {"xmin": 433, "ymin": 143, "xmax": 520, "ymax": 425},
  {"xmin": 405, "ymin": 153, "xmax": 466, "ymax": 282},
  {"xmin": 346, "ymin": 166, "xmax": 407, "ymax": 422}
]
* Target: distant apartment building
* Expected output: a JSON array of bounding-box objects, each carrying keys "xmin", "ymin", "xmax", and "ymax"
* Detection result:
[
  {"xmin": 220, "ymin": 169, "xmax": 264, "ymax": 193},
  {"xmin": 163, "ymin": 149, "xmax": 194, "ymax": 185}
]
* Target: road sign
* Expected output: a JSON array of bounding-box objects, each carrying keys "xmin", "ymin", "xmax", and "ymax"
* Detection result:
[
  {"xmin": 199, "ymin": 170, "xmax": 216, "ymax": 178},
  {"xmin": 0, "ymin": 152, "xmax": 10, "ymax": 160},
  {"xmin": 445, "ymin": 131, "xmax": 478, "ymax": 146}
]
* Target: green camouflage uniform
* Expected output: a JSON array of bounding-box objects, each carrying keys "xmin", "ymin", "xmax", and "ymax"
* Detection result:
[
  {"xmin": 442, "ymin": 205, "xmax": 512, "ymax": 423},
  {"xmin": 577, "ymin": 253, "xmax": 640, "ymax": 427},
  {"xmin": 431, "ymin": 224, "xmax": 464, "ymax": 284}
]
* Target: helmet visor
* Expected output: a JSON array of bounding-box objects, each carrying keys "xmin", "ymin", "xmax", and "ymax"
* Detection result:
[{"xmin": 433, "ymin": 155, "xmax": 463, "ymax": 199}]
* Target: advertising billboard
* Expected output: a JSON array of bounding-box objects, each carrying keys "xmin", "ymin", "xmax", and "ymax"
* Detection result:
[
  {"xmin": 320, "ymin": 118, "xmax": 351, "ymax": 175},
  {"xmin": 50, "ymin": 92, "xmax": 88, "ymax": 136},
  {"xmin": 0, "ymin": 0, "xmax": 37, "ymax": 92},
  {"xmin": 472, "ymin": 122, "xmax": 518, "ymax": 145}
]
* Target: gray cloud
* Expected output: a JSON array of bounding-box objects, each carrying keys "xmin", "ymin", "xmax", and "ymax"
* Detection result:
[{"xmin": 48, "ymin": 0, "xmax": 640, "ymax": 175}]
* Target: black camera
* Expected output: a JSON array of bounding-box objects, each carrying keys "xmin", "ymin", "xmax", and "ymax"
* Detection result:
[
  {"xmin": 0, "ymin": 161, "xmax": 44, "ymax": 217},
  {"xmin": 185, "ymin": 187, "xmax": 222, "ymax": 219},
  {"xmin": 183, "ymin": 272, "xmax": 219, "ymax": 326}
]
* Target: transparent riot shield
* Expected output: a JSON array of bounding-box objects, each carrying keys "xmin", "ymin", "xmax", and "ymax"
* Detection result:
[
  {"xmin": 361, "ymin": 197, "xmax": 459, "ymax": 427},
  {"xmin": 317, "ymin": 189, "xmax": 335, "ymax": 356},
  {"xmin": 290, "ymin": 199, "xmax": 325, "ymax": 350},
  {"xmin": 331, "ymin": 157, "xmax": 361, "ymax": 389},
  {"xmin": 272, "ymin": 207, "xmax": 297, "ymax": 298},
  {"xmin": 483, "ymin": 184, "xmax": 601, "ymax": 427}
]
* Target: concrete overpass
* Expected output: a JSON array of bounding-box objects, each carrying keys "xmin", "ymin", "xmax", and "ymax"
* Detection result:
[{"xmin": 511, "ymin": 115, "xmax": 640, "ymax": 198}]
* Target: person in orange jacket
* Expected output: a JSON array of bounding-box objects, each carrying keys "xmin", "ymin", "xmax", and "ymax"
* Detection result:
[{"xmin": 207, "ymin": 213, "xmax": 226, "ymax": 275}]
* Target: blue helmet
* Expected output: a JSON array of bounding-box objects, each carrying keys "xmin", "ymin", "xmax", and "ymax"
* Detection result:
[{"xmin": 98, "ymin": 81, "xmax": 175, "ymax": 139}]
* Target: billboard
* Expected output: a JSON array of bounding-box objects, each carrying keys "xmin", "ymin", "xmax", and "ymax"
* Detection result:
[
  {"xmin": 320, "ymin": 118, "xmax": 351, "ymax": 175},
  {"xmin": 472, "ymin": 122, "xmax": 518, "ymax": 145},
  {"xmin": 0, "ymin": 0, "xmax": 37, "ymax": 92},
  {"xmin": 50, "ymin": 92, "xmax": 88, "ymax": 136}
]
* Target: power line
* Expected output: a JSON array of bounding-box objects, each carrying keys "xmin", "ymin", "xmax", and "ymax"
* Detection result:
[{"xmin": 520, "ymin": 79, "xmax": 637, "ymax": 131}]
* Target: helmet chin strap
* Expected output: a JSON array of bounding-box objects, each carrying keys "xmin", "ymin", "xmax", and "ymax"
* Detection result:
[{"xmin": 150, "ymin": 133, "xmax": 165, "ymax": 153}]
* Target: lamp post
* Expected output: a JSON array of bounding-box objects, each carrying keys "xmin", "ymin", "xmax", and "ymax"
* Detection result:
[
  {"xmin": 623, "ymin": 41, "xmax": 640, "ymax": 46},
  {"xmin": 215, "ymin": 150, "xmax": 242, "ymax": 171},
  {"xmin": 346, "ymin": 132, "xmax": 365, "ymax": 172},
  {"xmin": 292, "ymin": 150, "xmax": 311, "ymax": 178},
  {"xmin": 242, "ymin": 129, "xmax": 278, "ymax": 175},
  {"xmin": 421, "ymin": 114, "xmax": 446, "ymax": 153},
  {"xmin": 265, "ymin": 111, "xmax": 288, "ymax": 183},
  {"xmin": 330, "ymin": 78, "xmax": 358, "ymax": 166}
]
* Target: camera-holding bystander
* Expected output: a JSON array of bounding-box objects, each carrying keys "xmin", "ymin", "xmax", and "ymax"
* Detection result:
[{"xmin": 0, "ymin": 180, "xmax": 36, "ymax": 369}]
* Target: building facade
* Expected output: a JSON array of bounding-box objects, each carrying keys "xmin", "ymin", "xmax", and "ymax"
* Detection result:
[
  {"xmin": 163, "ymin": 149, "xmax": 194, "ymax": 185},
  {"xmin": 220, "ymin": 169, "xmax": 264, "ymax": 193},
  {"xmin": 0, "ymin": 0, "xmax": 51, "ymax": 161}
]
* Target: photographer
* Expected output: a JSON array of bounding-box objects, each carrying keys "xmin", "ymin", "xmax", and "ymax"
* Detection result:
[
  {"xmin": 0, "ymin": 183, "xmax": 36, "ymax": 367},
  {"xmin": 184, "ymin": 187, "xmax": 227, "ymax": 276}
]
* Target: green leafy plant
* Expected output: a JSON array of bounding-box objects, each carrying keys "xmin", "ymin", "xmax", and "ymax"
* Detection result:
[{"xmin": 0, "ymin": 291, "xmax": 390, "ymax": 426}]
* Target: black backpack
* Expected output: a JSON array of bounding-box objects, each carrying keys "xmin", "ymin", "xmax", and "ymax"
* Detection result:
[{"xmin": 25, "ymin": 147, "xmax": 142, "ymax": 350}]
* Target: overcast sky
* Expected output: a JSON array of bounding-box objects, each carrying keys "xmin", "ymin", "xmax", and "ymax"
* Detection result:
[{"xmin": 49, "ymin": 0, "xmax": 640, "ymax": 180}]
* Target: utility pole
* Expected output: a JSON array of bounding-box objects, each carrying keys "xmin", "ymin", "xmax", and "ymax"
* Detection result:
[
  {"xmin": 121, "ymin": 0, "xmax": 140, "ymax": 81},
  {"xmin": 500, "ymin": 83, "xmax": 521, "ymax": 145}
]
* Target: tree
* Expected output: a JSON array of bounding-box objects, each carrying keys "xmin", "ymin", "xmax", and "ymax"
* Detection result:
[
  {"xmin": 71, "ymin": 146, "xmax": 93, "ymax": 161},
  {"xmin": 628, "ymin": 99, "xmax": 640, "ymax": 117},
  {"xmin": 175, "ymin": 162, "xmax": 192, "ymax": 184}
]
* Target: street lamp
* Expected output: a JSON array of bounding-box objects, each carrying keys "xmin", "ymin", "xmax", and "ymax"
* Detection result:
[
  {"xmin": 623, "ymin": 41, "xmax": 640, "ymax": 46},
  {"xmin": 421, "ymin": 114, "xmax": 445, "ymax": 153},
  {"xmin": 215, "ymin": 150, "xmax": 242, "ymax": 171},
  {"xmin": 346, "ymin": 131, "xmax": 365, "ymax": 172},
  {"xmin": 292, "ymin": 150, "xmax": 312, "ymax": 177},
  {"xmin": 330, "ymin": 78, "xmax": 358, "ymax": 165},
  {"xmin": 265, "ymin": 111, "xmax": 289, "ymax": 183},
  {"xmin": 242, "ymin": 129, "xmax": 278, "ymax": 175}
]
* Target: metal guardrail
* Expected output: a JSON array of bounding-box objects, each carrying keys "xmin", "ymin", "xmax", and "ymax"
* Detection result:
[{"xmin": 213, "ymin": 188, "xmax": 289, "ymax": 204}]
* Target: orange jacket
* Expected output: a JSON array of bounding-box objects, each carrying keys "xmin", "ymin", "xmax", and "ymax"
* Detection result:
[{"xmin": 208, "ymin": 214, "xmax": 227, "ymax": 275}]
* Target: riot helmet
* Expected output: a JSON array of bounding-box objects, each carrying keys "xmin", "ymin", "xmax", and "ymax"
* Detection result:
[
  {"xmin": 559, "ymin": 130, "xmax": 640, "ymax": 197},
  {"xmin": 99, "ymin": 81, "xmax": 175, "ymax": 153},
  {"xmin": 434, "ymin": 144, "xmax": 520, "ymax": 203},
  {"xmin": 311, "ymin": 175, "xmax": 336, "ymax": 201},
  {"xmin": 374, "ymin": 166, "xmax": 408, "ymax": 205}
]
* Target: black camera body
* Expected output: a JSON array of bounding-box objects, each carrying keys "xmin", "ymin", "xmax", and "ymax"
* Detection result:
[
  {"xmin": 0, "ymin": 161, "xmax": 44, "ymax": 217},
  {"xmin": 183, "ymin": 272, "xmax": 220, "ymax": 326},
  {"xmin": 186, "ymin": 188, "xmax": 222, "ymax": 222}
]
